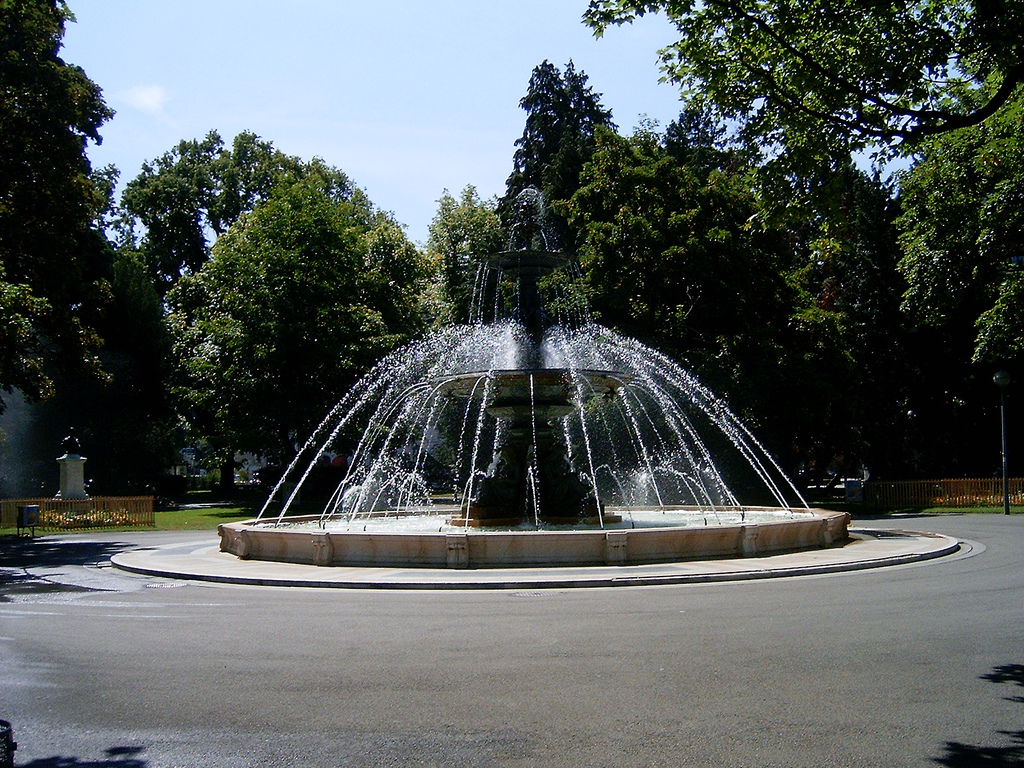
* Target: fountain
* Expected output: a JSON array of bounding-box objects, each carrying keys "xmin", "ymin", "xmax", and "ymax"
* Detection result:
[{"xmin": 219, "ymin": 192, "xmax": 848, "ymax": 568}]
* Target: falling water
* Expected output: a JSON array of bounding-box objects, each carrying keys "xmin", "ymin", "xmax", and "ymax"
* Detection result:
[
  {"xmin": 258, "ymin": 320, "xmax": 808, "ymax": 529},
  {"xmin": 258, "ymin": 192, "xmax": 809, "ymax": 531}
]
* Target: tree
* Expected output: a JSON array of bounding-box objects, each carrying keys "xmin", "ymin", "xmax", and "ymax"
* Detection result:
[
  {"xmin": 564, "ymin": 116, "xmax": 921, "ymax": 483},
  {"xmin": 0, "ymin": 0, "xmax": 113, "ymax": 409},
  {"xmin": 664, "ymin": 102, "xmax": 739, "ymax": 179},
  {"xmin": 565, "ymin": 124, "xmax": 791, "ymax": 359},
  {"xmin": 20, "ymin": 245, "xmax": 178, "ymax": 495},
  {"xmin": 503, "ymin": 60, "xmax": 615, "ymax": 249},
  {"xmin": 898, "ymin": 89, "xmax": 1024, "ymax": 367},
  {"xmin": 891, "ymin": 89, "xmax": 1024, "ymax": 476},
  {"xmin": 584, "ymin": 0, "xmax": 1024, "ymax": 168},
  {"xmin": 427, "ymin": 186, "xmax": 505, "ymax": 324},
  {"xmin": 167, "ymin": 170, "xmax": 427, "ymax": 480},
  {"xmin": 119, "ymin": 130, "xmax": 308, "ymax": 295},
  {"xmin": 586, "ymin": 1, "xmax": 1024, "ymax": 479},
  {"xmin": 784, "ymin": 165, "xmax": 920, "ymax": 477}
]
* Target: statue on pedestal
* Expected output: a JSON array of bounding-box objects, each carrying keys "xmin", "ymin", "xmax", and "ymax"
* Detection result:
[
  {"xmin": 61, "ymin": 429, "xmax": 82, "ymax": 457},
  {"xmin": 56, "ymin": 429, "xmax": 88, "ymax": 499}
]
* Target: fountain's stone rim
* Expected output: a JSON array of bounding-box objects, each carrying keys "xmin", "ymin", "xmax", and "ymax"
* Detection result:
[
  {"xmin": 436, "ymin": 368, "xmax": 630, "ymax": 399},
  {"xmin": 217, "ymin": 507, "xmax": 852, "ymax": 568},
  {"xmin": 484, "ymin": 250, "xmax": 570, "ymax": 276}
]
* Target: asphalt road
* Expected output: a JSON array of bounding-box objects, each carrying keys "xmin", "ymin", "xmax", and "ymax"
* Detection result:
[{"xmin": 1, "ymin": 514, "xmax": 1022, "ymax": 768}]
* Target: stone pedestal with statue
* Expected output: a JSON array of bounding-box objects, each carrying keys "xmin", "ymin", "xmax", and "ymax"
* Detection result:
[{"xmin": 56, "ymin": 429, "xmax": 89, "ymax": 500}]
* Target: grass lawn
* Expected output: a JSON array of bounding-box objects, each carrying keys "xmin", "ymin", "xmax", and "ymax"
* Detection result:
[
  {"xmin": 152, "ymin": 506, "xmax": 256, "ymax": 530},
  {"xmin": 1, "ymin": 502, "xmax": 1020, "ymax": 538}
]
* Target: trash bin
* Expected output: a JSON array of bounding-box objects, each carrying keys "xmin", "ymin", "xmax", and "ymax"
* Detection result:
[
  {"xmin": 844, "ymin": 479, "xmax": 864, "ymax": 504},
  {"xmin": 16, "ymin": 505, "xmax": 40, "ymax": 537},
  {"xmin": 0, "ymin": 719, "xmax": 16, "ymax": 768}
]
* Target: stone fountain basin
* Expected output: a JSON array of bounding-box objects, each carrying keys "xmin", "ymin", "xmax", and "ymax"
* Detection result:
[{"xmin": 218, "ymin": 507, "xmax": 850, "ymax": 569}]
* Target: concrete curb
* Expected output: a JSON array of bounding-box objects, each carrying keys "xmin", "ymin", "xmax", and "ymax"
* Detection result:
[{"xmin": 110, "ymin": 528, "xmax": 966, "ymax": 590}]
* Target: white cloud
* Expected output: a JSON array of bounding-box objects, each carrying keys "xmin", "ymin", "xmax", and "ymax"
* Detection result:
[{"xmin": 121, "ymin": 84, "xmax": 170, "ymax": 116}]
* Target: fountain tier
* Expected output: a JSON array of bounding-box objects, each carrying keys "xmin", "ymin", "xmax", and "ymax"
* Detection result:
[{"xmin": 438, "ymin": 368, "xmax": 627, "ymax": 526}]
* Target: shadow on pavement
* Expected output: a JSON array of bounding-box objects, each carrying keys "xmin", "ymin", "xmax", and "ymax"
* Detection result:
[
  {"xmin": 848, "ymin": 512, "xmax": 942, "ymax": 521},
  {"xmin": 983, "ymin": 664, "xmax": 1024, "ymax": 703},
  {"xmin": 0, "ymin": 536, "xmax": 136, "ymax": 569},
  {"xmin": 933, "ymin": 664, "xmax": 1024, "ymax": 766},
  {"xmin": 17, "ymin": 745, "xmax": 146, "ymax": 767},
  {"xmin": 0, "ymin": 537, "xmax": 138, "ymax": 599},
  {"xmin": 19, "ymin": 757, "xmax": 145, "ymax": 767}
]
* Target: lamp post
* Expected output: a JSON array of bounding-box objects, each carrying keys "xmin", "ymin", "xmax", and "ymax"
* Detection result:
[{"xmin": 993, "ymin": 371, "xmax": 1010, "ymax": 515}]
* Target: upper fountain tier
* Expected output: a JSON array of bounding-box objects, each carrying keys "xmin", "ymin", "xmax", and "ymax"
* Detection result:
[
  {"xmin": 484, "ymin": 249, "xmax": 570, "ymax": 350},
  {"xmin": 485, "ymin": 250, "xmax": 570, "ymax": 279}
]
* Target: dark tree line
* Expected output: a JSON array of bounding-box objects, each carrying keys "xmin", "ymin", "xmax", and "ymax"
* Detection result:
[{"xmin": 1, "ymin": 1, "xmax": 1020, "ymax": 497}]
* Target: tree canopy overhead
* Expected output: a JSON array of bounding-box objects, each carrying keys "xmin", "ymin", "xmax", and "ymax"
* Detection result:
[
  {"xmin": 897, "ymin": 87, "xmax": 1024, "ymax": 366},
  {"xmin": 0, "ymin": 0, "xmax": 114, "ymax": 409},
  {"xmin": 584, "ymin": 0, "xmax": 1024, "ymax": 167}
]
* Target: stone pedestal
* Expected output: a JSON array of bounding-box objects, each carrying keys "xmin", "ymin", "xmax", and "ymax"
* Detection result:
[{"xmin": 57, "ymin": 453, "xmax": 88, "ymax": 499}]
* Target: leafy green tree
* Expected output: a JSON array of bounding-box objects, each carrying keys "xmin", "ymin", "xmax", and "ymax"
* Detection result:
[
  {"xmin": 427, "ymin": 186, "xmax": 505, "ymax": 324},
  {"xmin": 167, "ymin": 171, "xmax": 427, "ymax": 481},
  {"xmin": 26, "ymin": 245, "xmax": 177, "ymax": 495},
  {"xmin": 92, "ymin": 247, "xmax": 176, "ymax": 489},
  {"xmin": 503, "ymin": 60, "xmax": 615, "ymax": 248},
  {"xmin": 785, "ymin": 165, "xmax": 922, "ymax": 477},
  {"xmin": 565, "ymin": 117, "xmax": 921, "ymax": 483},
  {"xmin": 118, "ymin": 132, "xmax": 221, "ymax": 295},
  {"xmin": 898, "ymin": 89, "xmax": 1024, "ymax": 366},
  {"xmin": 890, "ymin": 89, "xmax": 1024, "ymax": 476},
  {"xmin": 663, "ymin": 102, "xmax": 740, "ymax": 179},
  {"xmin": 119, "ymin": 130, "xmax": 308, "ymax": 295},
  {"xmin": 975, "ymin": 271, "xmax": 1024, "ymax": 362},
  {"xmin": 565, "ymin": 124, "xmax": 791, "ymax": 359},
  {"xmin": 585, "ymin": 0, "xmax": 1024, "ymax": 169},
  {"xmin": 0, "ymin": 0, "xmax": 114, "ymax": 409}
]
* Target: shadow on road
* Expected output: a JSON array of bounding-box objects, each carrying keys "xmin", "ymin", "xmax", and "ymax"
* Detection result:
[
  {"xmin": 0, "ymin": 537, "xmax": 136, "ymax": 569},
  {"xmin": 0, "ymin": 537, "xmax": 138, "ymax": 599},
  {"xmin": 17, "ymin": 745, "xmax": 146, "ymax": 767},
  {"xmin": 983, "ymin": 664, "xmax": 1024, "ymax": 703},
  {"xmin": 933, "ymin": 664, "xmax": 1024, "ymax": 766}
]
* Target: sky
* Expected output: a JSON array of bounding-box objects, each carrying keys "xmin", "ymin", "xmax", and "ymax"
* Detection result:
[{"xmin": 60, "ymin": 1, "xmax": 686, "ymax": 246}]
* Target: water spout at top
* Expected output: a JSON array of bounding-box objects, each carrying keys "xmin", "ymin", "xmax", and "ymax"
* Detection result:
[{"xmin": 506, "ymin": 187, "xmax": 555, "ymax": 252}]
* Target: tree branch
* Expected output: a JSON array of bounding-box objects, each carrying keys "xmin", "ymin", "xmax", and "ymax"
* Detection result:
[{"xmin": 702, "ymin": 0, "xmax": 1023, "ymax": 141}]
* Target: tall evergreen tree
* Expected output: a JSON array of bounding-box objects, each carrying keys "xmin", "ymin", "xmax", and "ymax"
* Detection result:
[{"xmin": 502, "ymin": 60, "xmax": 614, "ymax": 250}]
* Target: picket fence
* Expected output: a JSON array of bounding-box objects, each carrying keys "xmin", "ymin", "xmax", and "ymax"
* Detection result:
[
  {"xmin": 863, "ymin": 478, "xmax": 1023, "ymax": 508},
  {"xmin": 0, "ymin": 496, "xmax": 155, "ymax": 530}
]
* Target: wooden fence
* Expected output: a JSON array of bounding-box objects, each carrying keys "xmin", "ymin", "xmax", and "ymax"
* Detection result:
[
  {"xmin": 863, "ymin": 478, "xmax": 1024, "ymax": 508},
  {"xmin": 0, "ymin": 496, "xmax": 155, "ymax": 530}
]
